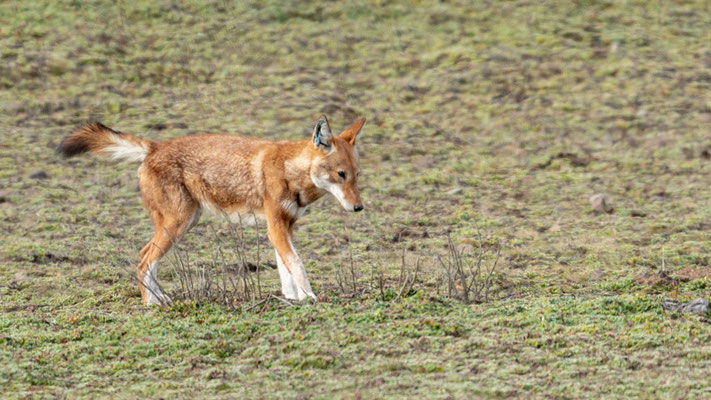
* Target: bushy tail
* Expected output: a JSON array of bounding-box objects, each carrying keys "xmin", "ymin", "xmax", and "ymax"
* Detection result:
[{"xmin": 56, "ymin": 122, "xmax": 154, "ymax": 162}]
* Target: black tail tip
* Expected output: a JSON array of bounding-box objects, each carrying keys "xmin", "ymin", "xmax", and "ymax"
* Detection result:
[
  {"xmin": 56, "ymin": 121, "xmax": 106, "ymax": 158},
  {"xmin": 56, "ymin": 136, "xmax": 88, "ymax": 158}
]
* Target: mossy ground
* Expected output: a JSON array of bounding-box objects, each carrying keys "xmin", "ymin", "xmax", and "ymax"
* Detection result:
[{"xmin": 2, "ymin": 0, "xmax": 711, "ymax": 398}]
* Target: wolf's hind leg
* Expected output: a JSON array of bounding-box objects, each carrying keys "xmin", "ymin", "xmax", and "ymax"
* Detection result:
[{"xmin": 137, "ymin": 167, "xmax": 200, "ymax": 305}]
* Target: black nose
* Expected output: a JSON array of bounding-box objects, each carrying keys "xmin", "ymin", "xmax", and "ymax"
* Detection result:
[{"xmin": 354, "ymin": 205, "xmax": 364, "ymax": 212}]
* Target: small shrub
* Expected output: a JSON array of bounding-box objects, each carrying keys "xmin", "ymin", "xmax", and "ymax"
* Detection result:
[{"xmin": 437, "ymin": 230, "xmax": 503, "ymax": 304}]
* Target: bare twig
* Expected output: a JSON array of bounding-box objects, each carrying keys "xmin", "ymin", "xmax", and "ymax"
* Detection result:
[
  {"xmin": 395, "ymin": 274, "xmax": 410, "ymax": 301},
  {"xmin": 270, "ymin": 294, "xmax": 295, "ymax": 307},
  {"xmin": 245, "ymin": 297, "xmax": 270, "ymax": 312},
  {"xmin": 344, "ymin": 223, "xmax": 357, "ymax": 293}
]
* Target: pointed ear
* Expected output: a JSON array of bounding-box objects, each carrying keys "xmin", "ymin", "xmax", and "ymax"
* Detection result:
[
  {"xmin": 338, "ymin": 117, "xmax": 366, "ymax": 145},
  {"xmin": 312, "ymin": 115, "xmax": 333, "ymax": 152}
]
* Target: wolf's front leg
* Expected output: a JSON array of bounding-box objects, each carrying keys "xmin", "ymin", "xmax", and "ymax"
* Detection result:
[
  {"xmin": 272, "ymin": 238, "xmax": 316, "ymax": 301},
  {"xmin": 284, "ymin": 240, "xmax": 316, "ymax": 301},
  {"xmin": 275, "ymin": 249, "xmax": 298, "ymax": 300},
  {"xmin": 266, "ymin": 209, "xmax": 316, "ymax": 301}
]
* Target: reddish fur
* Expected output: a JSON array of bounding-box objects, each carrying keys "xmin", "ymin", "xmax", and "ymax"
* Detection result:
[{"xmin": 58, "ymin": 116, "xmax": 365, "ymax": 304}]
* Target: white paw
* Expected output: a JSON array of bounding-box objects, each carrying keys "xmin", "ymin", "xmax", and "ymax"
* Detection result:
[
  {"xmin": 297, "ymin": 288, "xmax": 317, "ymax": 302},
  {"xmin": 145, "ymin": 291, "xmax": 171, "ymax": 306},
  {"xmin": 282, "ymin": 287, "xmax": 299, "ymax": 300}
]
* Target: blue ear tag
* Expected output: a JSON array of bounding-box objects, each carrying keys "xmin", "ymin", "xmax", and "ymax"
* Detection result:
[
  {"xmin": 314, "ymin": 125, "xmax": 321, "ymax": 146},
  {"xmin": 314, "ymin": 123, "xmax": 330, "ymax": 149}
]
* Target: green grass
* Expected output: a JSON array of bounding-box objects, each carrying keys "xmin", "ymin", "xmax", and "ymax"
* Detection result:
[
  {"xmin": 3, "ymin": 295, "xmax": 711, "ymax": 398},
  {"xmin": 2, "ymin": 0, "xmax": 711, "ymax": 398}
]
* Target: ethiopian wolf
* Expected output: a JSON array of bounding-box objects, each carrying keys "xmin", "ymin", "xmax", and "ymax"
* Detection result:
[{"xmin": 57, "ymin": 115, "xmax": 366, "ymax": 305}]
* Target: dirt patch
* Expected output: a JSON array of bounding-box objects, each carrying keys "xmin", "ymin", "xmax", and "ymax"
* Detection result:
[
  {"xmin": 673, "ymin": 267, "xmax": 711, "ymax": 282},
  {"xmin": 534, "ymin": 152, "xmax": 591, "ymax": 169},
  {"xmin": 636, "ymin": 267, "xmax": 711, "ymax": 287},
  {"xmin": 391, "ymin": 227, "xmax": 430, "ymax": 243},
  {"xmin": 635, "ymin": 270, "xmax": 678, "ymax": 287}
]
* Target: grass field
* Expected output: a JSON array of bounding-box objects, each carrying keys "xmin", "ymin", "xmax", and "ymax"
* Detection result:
[{"xmin": 2, "ymin": 0, "xmax": 711, "ymax": 398}]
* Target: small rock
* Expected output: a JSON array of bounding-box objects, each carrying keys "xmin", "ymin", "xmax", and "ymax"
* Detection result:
[
  {"xmin": 590, "ymin": 193, "xmax": 613, "ymax": 214},
  {"xmin": 14, "ymin": 271, "xmax": 29, "ymax": 282},
  {"xmin": 29, "ymin": 170, "xmax": 48, "ymax": 180},
  {"xmin": 447, "ymin": 188, "xmax": 463, "ymax": 195},
  {"xmin": 662, "ymin": 298, "xmax": 708, "ymax": 315}
]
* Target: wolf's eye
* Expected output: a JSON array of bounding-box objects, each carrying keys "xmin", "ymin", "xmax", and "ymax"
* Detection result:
[{"xmin": 338, "ymin": 171, "xmax": 346, "ymax": 180}]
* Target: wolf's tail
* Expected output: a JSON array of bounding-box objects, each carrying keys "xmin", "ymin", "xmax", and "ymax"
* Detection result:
[{"xmin": 56, "ymin": 122, "xmax": 155, "ymax": 162}]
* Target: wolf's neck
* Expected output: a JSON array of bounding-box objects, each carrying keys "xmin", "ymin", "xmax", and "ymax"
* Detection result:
[
  {"xmin": 281, "ymin": 144, "xmax": 313, "ymax": 188},
  {"xmin": 281, "ymin": 144, "xmax": 324, "ymax": 206}
]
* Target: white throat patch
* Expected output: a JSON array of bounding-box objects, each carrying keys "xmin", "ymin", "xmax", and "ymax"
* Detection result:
[
  {"xmin": 281, "ymin": 198, "xmax": 306, "ymax": 219},
  {"xmin": 312, "ymin": 174, "xmax": 353, "ymax": 211}
]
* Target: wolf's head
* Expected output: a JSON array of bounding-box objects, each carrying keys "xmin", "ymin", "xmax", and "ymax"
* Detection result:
[{"xmin": 309, "ymin": 115, "xmax": 366, "ymax": 212}]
